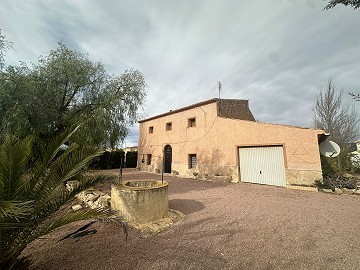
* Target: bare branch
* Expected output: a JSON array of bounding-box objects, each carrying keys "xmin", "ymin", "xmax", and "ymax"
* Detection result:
[
  {"xmin": 323, "ymin": 0, "xmax": 360, "ymax": 10},
  {"xmin": 349, "ymin": 92, "xmax": 360, "ymax": 101},
  {"xmin": 313, "ymin": 79, "xmax": 360, "ymax": 145}
]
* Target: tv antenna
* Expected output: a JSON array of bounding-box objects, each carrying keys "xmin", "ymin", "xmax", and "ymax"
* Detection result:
[{"xmin": 218, "ymin": 81, "xmax": 222, "ymax": 100}]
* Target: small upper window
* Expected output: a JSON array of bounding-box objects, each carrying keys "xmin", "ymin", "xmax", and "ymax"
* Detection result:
[
  {"xmin": 146, "ymin": 154, "xmax": 152, "ymax": 165},
  {"xmin": 188, "ymin": 118, "xmax": 196, "ymax": 127},
  {"xmin": 149, "ymin": 126, "xmax": 154, "ymax": 133},
  {"xmin": 166, "ymin": 122, "xmax": 172, "ymax": 131},
  {"xmin": 189, "ymin": 154, "xmax": 197, "ymax": 169}
]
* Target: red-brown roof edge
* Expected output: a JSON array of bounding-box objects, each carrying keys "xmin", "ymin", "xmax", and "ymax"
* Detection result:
[{"xmin": 138, "ymin": 98, "xmax": 219, "ymax": 123}]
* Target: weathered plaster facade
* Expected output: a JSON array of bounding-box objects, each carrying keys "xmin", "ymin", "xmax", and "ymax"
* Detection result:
[{"xmin": 138, "ymin": 98, "xmax": 325, "ymax": 186}]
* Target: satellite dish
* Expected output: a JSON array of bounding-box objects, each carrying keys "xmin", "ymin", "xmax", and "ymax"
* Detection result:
[{"xmin": 319, "ymin": 140, "xmax": 341, "ymax": 157}]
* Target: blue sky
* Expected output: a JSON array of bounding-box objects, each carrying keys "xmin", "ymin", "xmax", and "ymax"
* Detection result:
[{"xmin": 1, "ymin": 0, "xmax": 359, "ymax": 146}]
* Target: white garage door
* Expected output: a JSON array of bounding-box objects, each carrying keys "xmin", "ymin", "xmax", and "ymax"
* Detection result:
[{"xmin": 238, "ymin": 146, "xmax": 286, "ymax": 187}]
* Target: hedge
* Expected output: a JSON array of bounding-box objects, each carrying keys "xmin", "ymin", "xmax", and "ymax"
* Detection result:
[{"xmin": 90, "ymin": 150, "xmax": 138, "ymax": 169}]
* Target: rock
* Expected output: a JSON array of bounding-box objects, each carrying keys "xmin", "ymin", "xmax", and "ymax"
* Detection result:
[
  {"xmin": 75, "ymin": 189, "xmax": 111, "ymax": 209},
  {"xmin": 75, "ymin": 191, "xmax": 87, "ymax": 201},
  {"xmin": 94, "ymin": 190, "xmax": 107, "ymax": 197},
  {"xmin": 76, "ymin": 190, "xmax": 100, "ymax": 203},
  {"xmin": 87, "ymin": 200, "xmax": 98, "ymax": 209},
  {"xmin": 72, "ymin": 204, "xmax": 82, "ymax": 211},
  {"xmin": 335, "ymin": 188, "xmax": 343, "ymax": 195},
  {"xmin": 354, "ymin": 190, "xmax": 360, "ymax": 196},
  {"xmin": 66, "ymin": 180, "xmax": 80, "ymax": 191},
  {"xmin": 342, "ymin": 188, "xmax": 355, "ymax": 195},
  {"xmin": 98, "ymin": 195, "xmax": 111, "ymax": 208},
  {"xmin": 84, "ymin": 193, "xmax": 100, "ymax": 202},
  {"xmin": 322, "ymin": 189, "xmax": 333, "ymax": 194}
]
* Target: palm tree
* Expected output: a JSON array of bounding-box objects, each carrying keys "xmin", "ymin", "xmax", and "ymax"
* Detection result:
[{"xmin": 0, "ymin": 128, "xmax": 117, "ymax": 269}]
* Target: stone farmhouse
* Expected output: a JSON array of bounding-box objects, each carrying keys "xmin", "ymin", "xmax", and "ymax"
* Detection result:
[{"xmin": 137, "ymin": 98, "xmax": 327, "ymax": 187}]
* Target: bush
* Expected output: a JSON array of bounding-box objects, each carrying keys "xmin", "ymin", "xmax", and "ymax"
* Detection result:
[
  {"xmin": 125, "ymin": 151, "xmax": 138, "ymax": 168},
  {"xmin": 320, "ymin": 146, "xmax": 358, "ymax": 175},
  {"xmin": 316, "ymin": 173, "xmax": 357, "ymax": 190},
  {"xmin": 350, "ymin": 154, "xmax": 360, "ymax": 173},
  {"xmin": 0, "ymin": 130, "xmax": 116, "ymax": 268},
  {"xmin": 90, "ymin": 149, "xmax": 125, "ymax": 169}
]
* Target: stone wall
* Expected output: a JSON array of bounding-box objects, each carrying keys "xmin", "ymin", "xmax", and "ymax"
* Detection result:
[
  {"xmin": 285, "ymin": 169, "xmax": 323, "ymax": 186},
  {"xmin": 111, "ymin": 181, "xmax": 169, "ymax": 224},
  {"xmin": 217, "ymin": 99, "xmax": 255, "ymax": 121}
]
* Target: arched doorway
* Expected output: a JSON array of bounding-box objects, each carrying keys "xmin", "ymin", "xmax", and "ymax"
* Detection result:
[{"xmin": 164, "ymin": 145, "xmax": 172, "ymax": 173}]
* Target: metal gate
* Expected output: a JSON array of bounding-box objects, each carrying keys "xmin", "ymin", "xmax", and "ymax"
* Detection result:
[{"xmin": 238, "ymin": 146, "xmax": 286, "ymax": 187}]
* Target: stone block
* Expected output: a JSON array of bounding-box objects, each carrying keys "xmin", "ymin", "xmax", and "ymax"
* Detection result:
[
  {"xmin": 72, "ymin": 204, "xmax": 82, "ymax": 211},
  {"xmin": 84, "ymin": 193, "xmax": 100, "ymax": 202},
  {"xmin": 66, "ymin": 180, "xmax": 80, "ymax": 191},
  {"xmin": 286, "ymin": 170, "xmax": 323, "ymax": 186},
  {"xmin": 342, "ymin": 188, "xmax": 355, "ymax": 195},
  {"xmin": 98, "ymin": 195, "xmax": 111, "ymax": 208},
  {"xmin": 335, "ymin": 188, "xmax": 343, "ymax": 195}
]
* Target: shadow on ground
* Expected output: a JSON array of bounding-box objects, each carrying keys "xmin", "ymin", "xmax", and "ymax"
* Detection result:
[{"xmin": 169, "ymin": 199, "xmax": 205, "ymax": 214}]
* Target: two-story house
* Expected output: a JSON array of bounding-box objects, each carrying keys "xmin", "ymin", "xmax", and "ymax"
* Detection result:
[{"xmin": 137, "ymin": 98, "xmax": 326, "ymax": 187}]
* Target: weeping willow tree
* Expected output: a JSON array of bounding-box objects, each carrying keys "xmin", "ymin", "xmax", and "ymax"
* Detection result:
[
  {"xmin": 0, "ymin": 128, "xmax": 121, "ymax": 269},
  {"xmin": 0, "ymin": 42, "xmax": 146, "ymax": 147}
]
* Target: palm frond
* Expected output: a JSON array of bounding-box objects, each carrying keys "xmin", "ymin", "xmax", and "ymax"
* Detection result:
[
  {"xmin": 34, "ymin": 174, "xmax": 114, "ymax": 219},
  {"xmin": 40, "ymin": 126, "xmax": 80, "ymax": 168},
  {"xmin": 0, "ymin": 200, "xmax": 33, "ymax": 219},
  {"xmin": 0, "ymin": 127, "xmax": 119, "ymax": 268},
  {"xmin": 0, "ymin": 221, "xmax": 33, "ymax": 229},
  {"xmin": 31, "ymin": 145, "xmax": 103, "ymax": 199},
  {"xmin": 0, "ymin": 135, "xmax": 32, "ymax": 199},
  {"xmin": 28, "ymin": 127, "xmax": 80, "ymax": 191},
  {"xmin": 31, "ymin": 208, "xmax": 110, "ymax": 244}
]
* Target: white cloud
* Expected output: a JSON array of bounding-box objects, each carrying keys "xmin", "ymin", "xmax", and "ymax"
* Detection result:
[{"xmin": 1, "ymin": 0, "xmax": 359, "ymax": 146}]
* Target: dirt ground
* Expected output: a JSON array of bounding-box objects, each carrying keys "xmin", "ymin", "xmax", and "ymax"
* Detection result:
[{"xmin": 23, "ymin": 169, "xmax": 360, "ymax": 270}]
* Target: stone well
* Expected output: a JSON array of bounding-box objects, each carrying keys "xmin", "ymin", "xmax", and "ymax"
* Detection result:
[{"xmin": 111, "ymin": 180, "xmax": 169, "ymax": 224}]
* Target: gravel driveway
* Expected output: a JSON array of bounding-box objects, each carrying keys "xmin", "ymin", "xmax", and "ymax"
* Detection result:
[{"xmin": 24, "ymin": 169, "xmax": 360, "ymax": 269}]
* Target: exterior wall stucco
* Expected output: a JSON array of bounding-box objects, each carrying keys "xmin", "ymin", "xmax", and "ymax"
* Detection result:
[{"xmin": 138, "ymin": 100, "xmax": 324, "ymax": 186}]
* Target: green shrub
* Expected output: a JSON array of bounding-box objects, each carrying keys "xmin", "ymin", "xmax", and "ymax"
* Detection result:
[
  {"xmin": 90, "ymin": 150, "xmax": 125, "ymax": 169},
  {"xmin": 320, "ymin": 146, "xmax": 357, "ymax": 175},
  {"xmin": 125, "ymin": 151, "xmax": 138, "ymax": 168},
  {"xmin": 0, "ymin": 130, "xmax": 116, "ymax": 269}
]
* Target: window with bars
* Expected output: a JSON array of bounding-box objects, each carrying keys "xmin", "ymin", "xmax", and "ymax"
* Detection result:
[
  {"xmin": 149, "ymin": 126, "xmax": 154, "ymax": 133},
  {"xmin": 188, "ymin": 154, "xmax": 197, "ymax": 169}
]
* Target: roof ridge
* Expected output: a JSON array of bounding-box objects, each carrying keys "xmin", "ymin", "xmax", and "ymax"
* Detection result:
[{"xmin": 138, "ymin": 98, "xmax": 218, "ymax": 123}]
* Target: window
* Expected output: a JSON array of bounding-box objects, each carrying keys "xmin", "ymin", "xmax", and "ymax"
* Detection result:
[
  {"xmin": 149, "ymin": 126, "xmax": 154, "ymax": 133},
  {"xmin": 188, "ymin": 154, "xmax": 197, "ymax": 169},
  {"xmin": 146, "ymin": 154, "xmax": 152, "ymax": 165},
  {"xmin": 188, "ymin": 118, "xmax": 196, "ymax": 127},
  {"xmin": 166, "ymin": 122, "xmax": 172, "ymax": 131}
]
